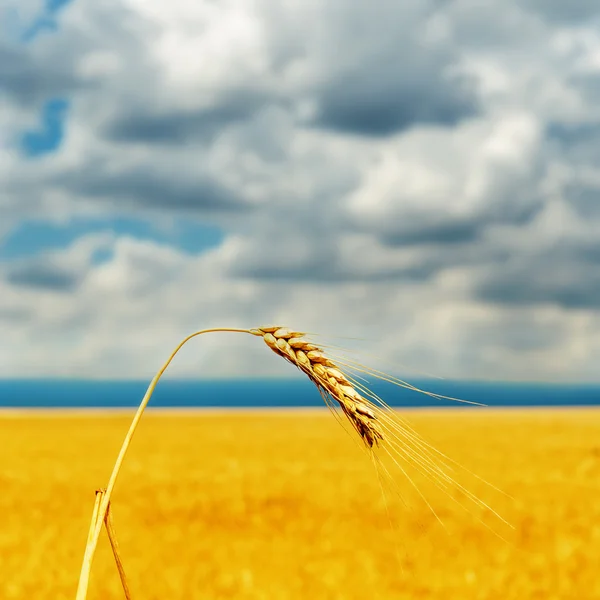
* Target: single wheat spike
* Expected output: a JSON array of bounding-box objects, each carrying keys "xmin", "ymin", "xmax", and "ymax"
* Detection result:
[
  {"xmin": 255, "ymin": 326, "xmax": 510, "ymax": 537},
  {"xmin": 76, "ymin": 325, "xmax": 508, "ymax": 600},
  {"xmin": 256, "ymin": 326, "xmax": 384, "ymax": 448}
]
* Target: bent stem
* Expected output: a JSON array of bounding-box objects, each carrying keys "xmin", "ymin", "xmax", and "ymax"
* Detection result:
[
  {"xmin": 104, "ymin": 498, "xmax": 132, "ymax": 600},
  {"xmin": 75, "ymin": 327, "xmax": 257, "ymax": 600}
]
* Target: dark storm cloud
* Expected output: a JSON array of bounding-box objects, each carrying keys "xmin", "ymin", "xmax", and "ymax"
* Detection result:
[
  {"xmin": 475, "ymin": 240, "xmax": 600, "ymax": 309},
  {"xmin": 0, "ymin": 43, "xmax": 78, "ymax": 106},
  {"xmin": 229, "ymin": 216, "xmax": 511, "ymax": 284},
  {"xmin": 478, "ymin": 275, "xmax": 600, "ymax": 310},
  {"xmin": 371, "ymin": 198, "xmax": 543, "ymax": 248},
  {"xmin": 380, "ymin": 216, "xmax": 480, "ymax": 247},
  {"xmin": 230, "ymin": 257, "xmax": 441, "ymax": 283},
  {"xmin": 231, "ymin": 245, "xmax": 510, "ymax": 284},
  {"xmin": 56, "ymin": 164, "xmax": 251, "ymax": 213},
  {"xmin": 0, "ymin": 306, "xmax": 33, "ymax": 322},
  {"xmin": 6, "ymin": 262, "xmax": 80, "ymax": 291},
  {"xmin": 522, "ymin": 0, "xmax": 600, "ymax": 22},
  {"xmin": 463, "ymin": 318, "xmax": 567, "ymax": 352},
  {"xmin": 546, "ymin": 121, "xmax": 600, "ymax": 147},
  {"xmin": 103, "ymin": 92, "xmax": 267, "ymax": 145},
  {"xmin": 546, "ymin": 122, "xmax": 600, "ymax": 218},
  {"xmin": 563, "ymin": 184, "xmax": 600, "ymax": 219},
  {"xmin": 312, "ymin": 60, "xmax": 478, "ymax": 137}
]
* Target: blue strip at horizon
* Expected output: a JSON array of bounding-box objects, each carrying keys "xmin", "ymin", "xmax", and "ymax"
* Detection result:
[{"xmin": 0, "ymin": 379, "xmax": 599, "ymax": 409}]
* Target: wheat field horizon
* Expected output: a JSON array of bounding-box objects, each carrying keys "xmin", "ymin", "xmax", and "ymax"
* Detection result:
[
  {"xmin": 3, "ymin": 326, "xmax": 598, "ymax": 599},
  {"xmin": 72, "ymin": 325, "xmax": 514, "ymax": 599}
]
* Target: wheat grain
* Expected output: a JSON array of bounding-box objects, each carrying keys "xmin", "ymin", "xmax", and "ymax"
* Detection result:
[{"xmin": 255, "ymin": 326, "xmax": 384, "ymax": 448}]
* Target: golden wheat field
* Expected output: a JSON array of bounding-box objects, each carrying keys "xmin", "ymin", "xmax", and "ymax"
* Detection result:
[{"xmin": 1, "ymin": 408, "xmax": 599, "ymax": 600}]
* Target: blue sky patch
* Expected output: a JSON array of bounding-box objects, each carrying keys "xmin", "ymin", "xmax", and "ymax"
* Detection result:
[
  {"xmin": 0, "ymin": 217, "xmax": 225, "ymax": 261},
  {"xmin": 20, "ymin": 0, "xmax": 74, "ymax": 42},
  {"xmin": 20, "ymin": 98, "xmax": 69, "ymax": 157}
]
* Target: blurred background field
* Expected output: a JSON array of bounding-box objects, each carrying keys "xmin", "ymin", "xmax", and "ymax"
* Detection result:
[{"xmin": 1, "ymin": 408, "xmax": 599, "ymax": 600}]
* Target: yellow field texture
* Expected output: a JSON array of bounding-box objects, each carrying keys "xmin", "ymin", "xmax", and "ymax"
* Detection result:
[{"xmin": 1, "ymin": 408, "xmax": 599, "ymax": 600}]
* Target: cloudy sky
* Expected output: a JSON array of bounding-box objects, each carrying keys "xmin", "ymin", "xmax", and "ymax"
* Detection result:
[{"xmin": 2, "ymin": 0, "xmax": 600, "ymax": 381}]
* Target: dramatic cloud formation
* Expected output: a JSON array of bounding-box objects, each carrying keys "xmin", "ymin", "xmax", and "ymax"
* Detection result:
[{"xmin": 2, "ymin": 0, "xmax": 600, "ymax": 381}]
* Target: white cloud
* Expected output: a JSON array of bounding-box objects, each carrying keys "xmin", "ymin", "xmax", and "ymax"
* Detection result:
[
  {"xmin": 2, "ymin": 0, "xmax": 600, "ymax": 380},
  {"xmin": 2, "ymin": 231, "xmax": 600, "ymax": 382}
]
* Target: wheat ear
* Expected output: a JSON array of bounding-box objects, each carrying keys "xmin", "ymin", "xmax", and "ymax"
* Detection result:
[
  {"xmin": 256, "ymin": 327, "xmax": 384, "ymax": 448},
  {"xmin": 76, "ymin": 325, "xmax": 488, "ymax": 599}
]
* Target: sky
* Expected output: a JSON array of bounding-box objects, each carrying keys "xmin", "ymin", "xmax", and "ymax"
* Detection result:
[{"xmin": 1, "ymin": 0, "xmax": 600, "ymax": 381}]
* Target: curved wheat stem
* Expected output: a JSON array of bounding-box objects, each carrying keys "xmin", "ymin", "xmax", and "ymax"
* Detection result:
[
  {"xmin": 75, "ymin": 327, "xmax": 256, "ymax": 600},
  {"xmin": 75, "ymin": 325, "xmax": 508, "ymax": 599}
]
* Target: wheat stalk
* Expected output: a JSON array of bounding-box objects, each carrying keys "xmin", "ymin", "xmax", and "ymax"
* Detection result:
[
  {"xmin": 75, "ymin": 325, "xmax": 508, "ymax": 599},
  {"xmin": 75, "ymin": 327, "xmax": 253, "ymax": 599}
]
